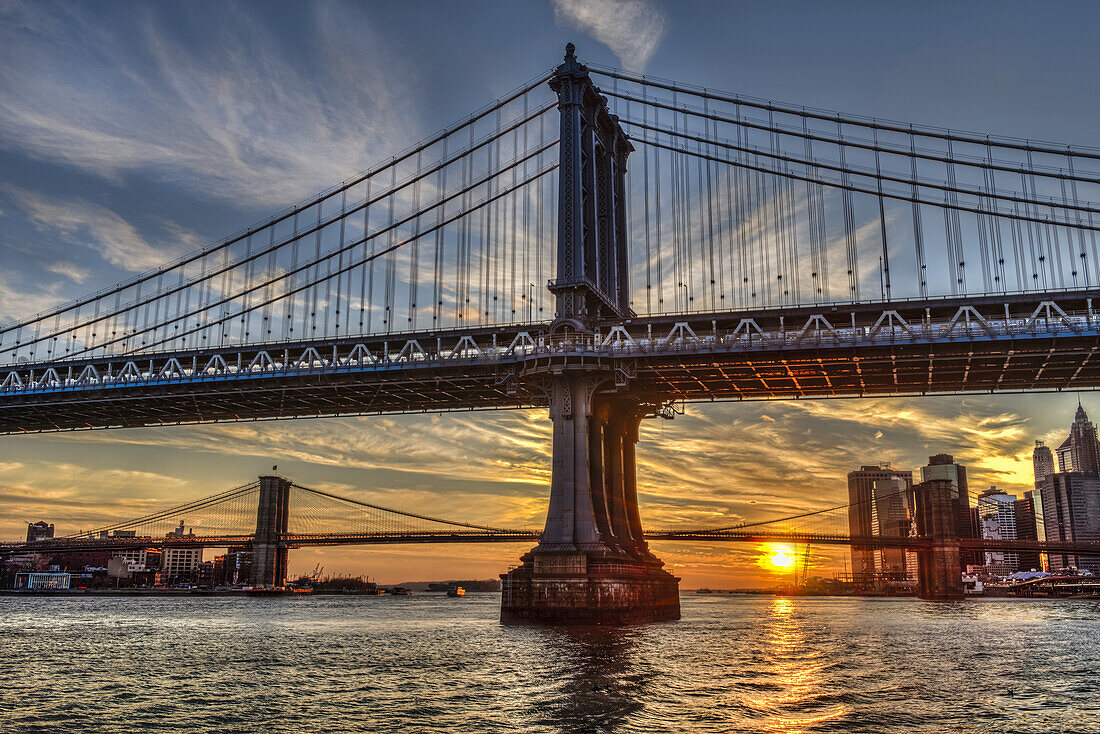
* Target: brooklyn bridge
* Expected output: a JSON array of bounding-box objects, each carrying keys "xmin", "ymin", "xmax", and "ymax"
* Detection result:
[{"xmin": 3, "ymin": 45, "xmax": 1099, "ymax": 622}]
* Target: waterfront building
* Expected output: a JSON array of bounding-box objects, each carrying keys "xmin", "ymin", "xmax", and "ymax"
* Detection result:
[
  {"xmin": 47, "ymin": 549, "xmax": 112, "ymax": 572},
  {"xmin": 213, "ymin": 548, "xmax": 252, "ymax": 586},
  {"xmin": 1054, "ymin": 403, "xmax": 1100, "ymax": 474},
  {"xmin": 14, "ymin": 572, "xmax": 70, "ymax": 590},
  {"xmin": 1037, "ymin": 473, "xmax": 1100, "ymax": 574},
  {"xmin": 161, "ymin": 547, "xmax": 203, "ymax": 583},
  {"xmin": 111, "ymin": 548, "xmax": 161, "ymax": 572},
  {"xmin": 847, "ymin": 465, "xmax": 914, "ymax": 584},
  {"xmin": 977, "ymin": 486, "xmax": 1019, "ymax": 573},
  {"xmin": 195, "ymin": 561, "xmax": 215, "ymax": 588},
  {"xmin": 26, "ymin": 522, "xmax": 54, "ymax": 543}
]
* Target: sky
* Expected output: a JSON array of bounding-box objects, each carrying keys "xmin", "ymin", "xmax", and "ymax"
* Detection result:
[{"xmin": 2, "ymin": 0, "xmax": 1099, "ymax": 587}]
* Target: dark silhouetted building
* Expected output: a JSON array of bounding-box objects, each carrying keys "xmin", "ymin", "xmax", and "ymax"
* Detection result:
[
  {"xmin": 920, "ymin": 454, "xmax": 977, "ymax": 570},
  {"xmin": 47, "ymin": 549, "xmax": 112, "ymax": 572},
  {"xmin": 1055, "ymin": 403, "xmax": 1100, "ymax": 474},
  {"xmin": 213, "ymin": 548, "xmax": 252, "ymax": 586},
  {"xmin": 1038, "ymin": 473, "xmax": 1100, "ymax": 574},
  {"xmin": 26, "ymin": 522, "xmax": 54, "ymax": 543},
  {"xmin": 1014, "ymin": 493, "xmax": 1042, "ymax": 572},
  {"xmin": 847, "ymin": 465, "xmax": 914, "ymax": 583}
]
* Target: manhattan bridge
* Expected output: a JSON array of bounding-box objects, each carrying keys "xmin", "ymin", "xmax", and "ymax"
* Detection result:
[{"xmin": 3, "ymin": 45, "xmax": 1099, "ymax": 621}]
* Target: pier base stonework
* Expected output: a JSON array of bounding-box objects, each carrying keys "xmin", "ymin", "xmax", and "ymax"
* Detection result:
[
  {"xmin": 501, "ymin": 553, "xmax": 680, "ymax": 624},
  {"xmin": 500, "ymin": 370, "xmax": 680, "ymax": 624}
]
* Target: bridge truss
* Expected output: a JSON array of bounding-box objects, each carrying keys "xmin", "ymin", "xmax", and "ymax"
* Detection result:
[{"xmin": 1, "ymin": 48, "xmax": 1099, "ymax": 432}]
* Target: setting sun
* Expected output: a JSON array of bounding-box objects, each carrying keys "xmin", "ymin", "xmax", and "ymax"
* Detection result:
[{"xmin": 757, "ymin": 544, "xmax": 798, "ymax": 571}]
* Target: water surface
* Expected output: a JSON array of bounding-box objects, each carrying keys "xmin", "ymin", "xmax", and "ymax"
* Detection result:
[{"xmin": 1, "ymin": 594, "xmax": 1096, "ymax": 733}]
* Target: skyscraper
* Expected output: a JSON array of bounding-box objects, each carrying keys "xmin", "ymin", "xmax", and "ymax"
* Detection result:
[
  {"xmin": 1030, "ymin": 443, "xmax": 1052, "ymax": 557},
  {"xmin": 1036, "ymin": 401, "xmax": 1100, "ymax": 574},
  {"xmin": 847, "ymin": 465, "xmax": 914, "ymax": 583},
  {"xmin": 976, "ymin": 486, "xmax": 1018, "ymax": 572},
  {"xmin": 1014, "ymin": 493, "xmax": 1042, "ymax": 572},
  {"xmin": 1054, "ymin": 402, "xmax": 1100, "ymax": 474},
  {"xmin": 1038, "ymin": 473, "xmax": 1100, "ymax": 574},
  {"xmin": 1033, "ymin": 441, "xmax": 1055, "ymax": 485}
]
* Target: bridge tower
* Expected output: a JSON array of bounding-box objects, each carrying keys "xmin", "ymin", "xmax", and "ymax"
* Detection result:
[
  {"xmin": 251, "ymin": 474, "xmax": 290, "ymax": 588},
  {"xmin": 501, "ymin": 45, "xmax": 680, "ymax": 624},
  {"xmin": 913, "ymin": 479, "xmax": 965, "ymax": 599},
  {"xmin": 546, "ymin": 42, "xmax": 633, "ymax": 331}
]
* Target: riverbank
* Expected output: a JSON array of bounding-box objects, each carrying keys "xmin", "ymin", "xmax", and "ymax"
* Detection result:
[{"xmin": 0, "ymin": 588, "xmax": 306, "ymax": 597}]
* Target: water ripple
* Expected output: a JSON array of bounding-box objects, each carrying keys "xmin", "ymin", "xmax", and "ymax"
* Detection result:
[{"xmin": 2, "ymin": 595, "xmax": 1098, "ymax": 733}]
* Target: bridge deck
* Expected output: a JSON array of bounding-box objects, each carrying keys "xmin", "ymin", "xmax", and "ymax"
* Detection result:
[
  {"xmin": 5, "ymin": 529, "xmax": 1100, "ymax": 556},
  {"xmin": 2, "ymin": 292, "xmax": 1098, "ymax": 433}
]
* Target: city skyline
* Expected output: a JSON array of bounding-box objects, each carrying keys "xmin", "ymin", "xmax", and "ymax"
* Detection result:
[
  {"xmin": 7, "ymin": 394, "xmax": 1098, "ymax": 587},
  {"xmin": 3, "ymin": 1, "xmax": 1100, "ymax": 588}
]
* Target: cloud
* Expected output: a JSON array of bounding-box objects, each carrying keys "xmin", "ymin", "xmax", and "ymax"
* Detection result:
[
  {"xmin": 45, "ymin": 261, "xmax": 90, "ymax": 284},
  {"xmin": 0, "ymin": 1, "xmax": 414, "ymax": 209},
  {"xmin": 0, "ymin": 270, "xmax": 70, "ymax": 322},
  {"xmin": 552, "ymin": 0, "xmax": 668, "ymax": 71},
  {"xmin": 4, "ymin": 185, "xmax": 175, "ymax": 272}
]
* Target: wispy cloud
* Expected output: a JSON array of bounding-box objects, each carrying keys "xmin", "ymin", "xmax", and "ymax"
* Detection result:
[
  {"xmin": 552, "ymin": 0, "xmax": 668, "ymax": 71},
  {"xmin": 45, "ymin": 261, "xmax": 90, "ymax": 284},
  {"xmin": 0, "ymin": 269, "xmax": 72, "ymax": 322},
  {"xmin": 0, "ymin": 1, "xmax": 414, "ymax": 209},
  {"xmin": 4, "ymin": 185, "xmax": 177, "ymax": 272}
]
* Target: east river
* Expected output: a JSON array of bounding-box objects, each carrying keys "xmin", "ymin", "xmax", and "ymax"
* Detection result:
[{"xmin": 1, "ymin": 594, "xmax": 1097, "ymax": 733}]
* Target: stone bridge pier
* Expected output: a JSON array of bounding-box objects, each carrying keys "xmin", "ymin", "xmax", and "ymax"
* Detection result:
[
  {"xmin": 501, "ymin": 368, "xmax": 680, "ymax": 623},
  {"xmin": 251, "ymin": 474, "xmax": 291, "ymax": 588},
  {"xmin": 913, "ymin": 478, "xmax": 965, "ymax": 599},
  {"xmin": 501, "ymin": 45, "xmax": 679, "ymax": 623}
]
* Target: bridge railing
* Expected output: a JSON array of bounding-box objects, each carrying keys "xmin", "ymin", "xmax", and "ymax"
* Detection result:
[{"xmin": 3, "ymin": 296, "xmax": 1096, "ymax": 395}]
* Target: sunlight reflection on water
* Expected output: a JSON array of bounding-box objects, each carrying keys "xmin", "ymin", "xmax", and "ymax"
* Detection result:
[{"xmin": 1, "ymin": 594, "xmax": 1097, "ymax": 733}]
